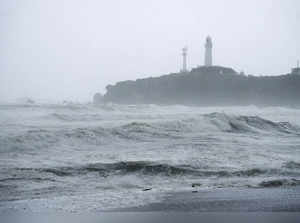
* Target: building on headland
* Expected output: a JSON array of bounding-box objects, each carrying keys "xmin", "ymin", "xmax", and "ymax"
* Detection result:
[
  {"xmin": 101, "ymin": 36, "xmax": 300, "ymax": 106},
  {"xmin": 204, "ymin": 36, "xmax": 213, "ymax": 67},
  {"xmin": 291, "ymin": 60, "xmax": 300, "ymax": 75},
  {"xmin": 180, "ymin": 46, "xmax": 188, "ymax": 73},
  {"xmin": 181, "ymin": 36, "xmax": 213, "ymax": 72}
]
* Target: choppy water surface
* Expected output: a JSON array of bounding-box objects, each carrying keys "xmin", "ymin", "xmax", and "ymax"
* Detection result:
[{"xmin": 1, "ymin": 103, "xmax": 300, "ymax": 212}]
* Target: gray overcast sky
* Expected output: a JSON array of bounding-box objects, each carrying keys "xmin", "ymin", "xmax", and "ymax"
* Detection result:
[{"xmin": 0, "ymin": 0, "xmax": 299, "ymax": 102}]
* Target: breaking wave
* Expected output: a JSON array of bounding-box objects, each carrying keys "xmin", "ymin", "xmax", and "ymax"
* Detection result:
[
  {"xmin": 1, "ymin": 112, "xmax": 299, "ymax": 153},
  {"xmin": 13, "ymin": 161, "xmax": 300, "ymax": 179},
  {"xmin": 205, "ymin": 112, "xmax": 300, "ymax": 134},
  {"xmin": 258, "ymin": 178, "xmax": 300, "ymax": 188},
  {"xmin": 283, "ymin": 161, "xmax": 300, "ymax": 169}
]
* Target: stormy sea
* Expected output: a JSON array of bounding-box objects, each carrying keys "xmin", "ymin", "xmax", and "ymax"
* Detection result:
[{"xmin": 1, "ymin": 103, "xmax": 300, "ymax": 212}]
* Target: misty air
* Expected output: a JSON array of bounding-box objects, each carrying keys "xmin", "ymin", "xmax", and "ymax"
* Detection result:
[{"xmin": 1, "ymin": 0, "xmax": 300, "ymax": 222}]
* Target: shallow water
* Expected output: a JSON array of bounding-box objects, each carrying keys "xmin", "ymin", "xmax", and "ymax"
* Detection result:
[{"xmin": 1, "ymin": 103, "xmax": 300, "ymax": 212}]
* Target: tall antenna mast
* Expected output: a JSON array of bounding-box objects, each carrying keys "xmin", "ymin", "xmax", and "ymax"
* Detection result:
[
  {"xmin": 181, "ymin": 46, "xmax": 188, "ymax": 73},
  {"xmin": 297, "ymin": 60, "xmax": 299, "ymax": 68}
]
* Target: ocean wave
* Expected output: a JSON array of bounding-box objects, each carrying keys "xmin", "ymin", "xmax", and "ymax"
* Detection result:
[
  {"xmin": 45, "ymin": 108, "xmax": 300, "ymax": 135},
  {"xmin": 49, "ymin": 113, "xmax": 104, "ymax": 122},
  {"xmin": 16, "ymin": 161, "xmax": 197, "ymax": 177},
  {"xmin": 2, "ymin": 112, "xmax": 299, "ymax": 153},
  {"xmin": 1, "ymin": 121, "xmax": 182, "ymax": 152},
  {"xmin": 258, "ymin": 178, "xmax": 300, "ymax": 188},
  {"xmin": 114, "ymin": 114, "xmax": 300, "ymax": 136},
  {"xmin": 283, "ymin": 161, "xmax": 300, "ymax": 169},
  {"xmin": 112, "ymin": 122, "xmax": 183, "ymax": 140},
  {"xmin": 0, "ymin": 177, "xmax": 56, "ymax": 183},
  {"xmin": 205, "ymin": 112, "xmax": 300, "ymax": 134},
  {"xmin": 0, "ymin": 127, "xmax": 109, "ymax": 152},
  {"xmin": 13, "ymin": 161, "xmax": 300, "ymax": 179}
]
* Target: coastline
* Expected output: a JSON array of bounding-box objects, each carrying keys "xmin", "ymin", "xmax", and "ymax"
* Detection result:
[{"xmin": 116, "ymin": 186, "xmax": 300, "ymax": 212}]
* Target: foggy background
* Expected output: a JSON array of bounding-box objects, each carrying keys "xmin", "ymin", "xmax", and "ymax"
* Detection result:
[{"xmin": 0, "ymin": 0, "xmax": 299, "ymax": 102}]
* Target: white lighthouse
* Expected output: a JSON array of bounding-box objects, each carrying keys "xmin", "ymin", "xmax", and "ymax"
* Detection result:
[
  {"xmin": 204, "ymin": 36, "xmax": 213, "ymax": 66},
  {"xmin": 181, "ymin": 46, "xmax": 188, "ymax": 73}
]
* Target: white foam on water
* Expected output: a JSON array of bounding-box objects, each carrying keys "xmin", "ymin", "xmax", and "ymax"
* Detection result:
[{"xmin": 1, "ymin": 103, "xmax": 300, "ymax": 211}]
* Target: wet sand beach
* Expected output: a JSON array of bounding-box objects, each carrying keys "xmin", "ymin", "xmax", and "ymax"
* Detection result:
[{"xmin": 119, "ymin": 186, "xmax": 300, "ymax": 212}]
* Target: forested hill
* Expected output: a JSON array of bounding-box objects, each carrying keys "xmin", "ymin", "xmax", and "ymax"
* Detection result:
[{"xmin": 103, "ymin": 66, "xmax": 300, "ymax": 106}]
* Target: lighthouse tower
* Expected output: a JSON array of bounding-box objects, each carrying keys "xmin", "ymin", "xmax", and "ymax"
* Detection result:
[
  {"xmin": 181, "ymin": 46, "xmax": 188, "ymax": 73},
  {"xmin": 205, "ymin": 36, "xmax": 213, "ymax": 67}
]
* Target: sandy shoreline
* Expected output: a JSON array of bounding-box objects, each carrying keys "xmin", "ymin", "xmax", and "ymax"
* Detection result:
[
  {"xmin": 117, "ymin": 186, "xmax": 300, "ymax": 212},
  {"xmin": 1, "ymin": 187, "xmax": 300, "ymax": 222},
  {"xmin": 1, "ymin": 186, "xmax": 300, "ymax": 213}
]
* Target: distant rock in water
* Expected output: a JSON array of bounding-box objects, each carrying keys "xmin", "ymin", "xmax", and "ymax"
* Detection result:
[
  {"xmin": 27, "ymin": 99, "xmax": 35, "ymax": 104},
  {"xmin": 103, "ymin": 66, "xmax": 300, "ymax": 106},
  {"xmin": 16, "ymin": 97, "xmax": 35, "ymax": 104},
  {"xmin": 93, "ymin": 93, "xmax": 103, "ymax": 105}
]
